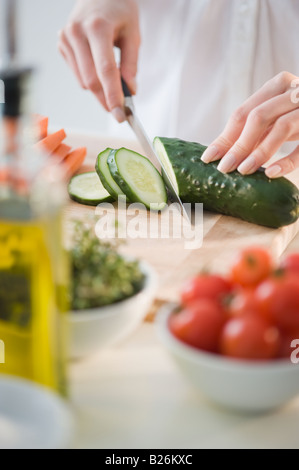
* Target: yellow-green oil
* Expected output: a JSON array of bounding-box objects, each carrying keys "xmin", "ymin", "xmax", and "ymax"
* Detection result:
[{"xmin": 0, "ymin": 198, "xmax": 69, "ymax": 396}]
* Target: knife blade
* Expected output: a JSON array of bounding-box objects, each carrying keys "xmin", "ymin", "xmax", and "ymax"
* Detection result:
[{"xmin": 121, "ymin": 78, "xmax": 190, "ymax": 223}]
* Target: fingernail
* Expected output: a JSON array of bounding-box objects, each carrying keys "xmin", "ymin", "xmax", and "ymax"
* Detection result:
[
  {"xmin": 111, "ymin": 107, "xmax": 126, "ymax": 123},
  {"xmin": 129, "ymin": 78, "xmax": 137, "ymax": 95},
  {"xmin": 201, "ymin": 145, "xmax": 220, "ymax": 163},
  {"xmin": 265, "ymin": 165, "xmax": 282, "ymax": 178},
  {"xmin": 238, "ymin": 156, "xmax": 257, "ymax": 175},
  {"xmin": 217, "ymin": 153, "xmax": 237, "ymax": 173}
]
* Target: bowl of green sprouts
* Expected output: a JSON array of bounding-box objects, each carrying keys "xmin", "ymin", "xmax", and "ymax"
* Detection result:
[{"xmin": 68, "ymin": 220, "xmax": 157, "ymax": 359}]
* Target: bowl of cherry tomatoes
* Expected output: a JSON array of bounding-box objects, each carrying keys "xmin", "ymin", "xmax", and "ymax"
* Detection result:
[{"xmin": 156, "ymin": 247, "xmax": 299, "ymax": 414}]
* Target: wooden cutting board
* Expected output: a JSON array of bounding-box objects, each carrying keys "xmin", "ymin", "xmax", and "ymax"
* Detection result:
[{"xmin": 64, "ymin": 133, "xmax": 299, "ymax": 315}]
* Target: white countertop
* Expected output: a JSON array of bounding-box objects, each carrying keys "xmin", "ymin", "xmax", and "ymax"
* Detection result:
[{"xmin": 68, "ymin": 322, "xmax": 299, "ymax": 450}]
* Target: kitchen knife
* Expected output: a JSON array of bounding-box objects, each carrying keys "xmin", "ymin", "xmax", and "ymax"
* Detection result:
[{"xmin": 121, "ymin": 78, "xmax": 190, "ymax": 223}]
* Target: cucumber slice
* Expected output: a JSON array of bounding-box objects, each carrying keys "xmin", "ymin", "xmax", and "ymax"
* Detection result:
[
  {"xmin": 96, "ymin": 148, "xmax": 125, "ymax": 199},
  {"xmin": 68, "ymin": 171, "xmax": 114, "ymax": 206},
  {"xmin": 107, "ymin": 148, "xmax": 167, "ymax": 210},
  {"xmin": 153, "ymin": 138, "xmax": 179, "ymax": 194}
]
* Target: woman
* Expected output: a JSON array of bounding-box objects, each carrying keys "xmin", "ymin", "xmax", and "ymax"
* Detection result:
[{"xmin": 58, "ymin": 0, "xmax": 299, "ymax": 179}]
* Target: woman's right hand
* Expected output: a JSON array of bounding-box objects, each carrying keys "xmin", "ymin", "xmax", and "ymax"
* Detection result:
[{"xmin": 58, "ymin": 0, "xmax": 141, "ymax": 122}]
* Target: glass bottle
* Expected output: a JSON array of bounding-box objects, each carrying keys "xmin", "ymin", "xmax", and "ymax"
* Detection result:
[{"xmin": 0, "ymin": 66, "xmax": 70, "ymax": 397}]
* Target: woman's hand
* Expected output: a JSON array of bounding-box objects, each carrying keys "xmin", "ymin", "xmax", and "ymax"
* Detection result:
[
  {"xmin": 201, "ymin": 71, "xmax": 299, "ymax": 178},
  {"xmin": 58, "ymin": 0, "xmax": 140, "ymax": 122}
]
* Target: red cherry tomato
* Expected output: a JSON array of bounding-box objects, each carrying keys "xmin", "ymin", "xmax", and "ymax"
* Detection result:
[
  {"xmin": 228, "ymin": 288, "xmax": 263, "ymax": 318},
  {"xmin": 169, "ymin": 299, "xmax": 225, "ymax": 353},
  {"xmin": 230, "ymin": 246, "xmax": 273, "ymax": 288},
  {"xmin": 180, "ymin": 274, "xmax": 233, "ymax": 307},
  {"xmin": 280, "ymin": 253, "xmax": 299, "ymax": 276},
  {"xmin": 219, "ymin": 315, "xmax": 281, "ymax": 361},
  {"xmin": 255, "ymin": 275, "xmax": 299, "ymax": 332}
]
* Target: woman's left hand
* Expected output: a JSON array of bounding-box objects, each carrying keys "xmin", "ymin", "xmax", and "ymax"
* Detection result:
[{"xmin": 201, "ymin": 71, "xmax": 299, "ymax": 178}]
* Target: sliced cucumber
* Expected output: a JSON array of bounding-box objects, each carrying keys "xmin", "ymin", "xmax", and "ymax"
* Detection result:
[
  {"xmin": 96, "ymin": 148, "xmax": 125, "ymax": 199},
  {"xmin": 68, "ymin": 171, "xmax": 114, "ymax": 206},
  {"xmin": 107, "ymin": 148, "xmax": 167, "ymax": 210},
  {"xmin": 153, "ymin": 136, "xmax": 299, "ymax": 228}
]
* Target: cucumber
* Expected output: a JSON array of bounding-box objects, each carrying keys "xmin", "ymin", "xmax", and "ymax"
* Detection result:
[
  {"xmin": 68, "ymin": 171, "xmax": 114, "ymax": 206},
  {"xmin": 153, "ymin": 137, "xmax": 299, "ymax": 228},
  {"xmin": 107, "ymin": 148, "xmax": 168, "ymax": 210},
  {"xmin": 95, "ymin": 148, "xmax": 125, "ymax": 200}
]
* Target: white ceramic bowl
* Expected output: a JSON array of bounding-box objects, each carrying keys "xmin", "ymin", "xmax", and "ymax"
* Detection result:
[
  {"xmin": 0, "ymin": 376, "xmax": 74, "ymax": 449},
  {"xmin": 69, "ymin": 261, "xmax": 157, "ymax": 360},
  {"xmin": 156, "ymin": 304, "xmax": 299, "ymax": 414}
]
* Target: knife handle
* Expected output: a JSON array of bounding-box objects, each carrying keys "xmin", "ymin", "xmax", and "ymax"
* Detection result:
[{"xmin": 121, "ymin": 77, "xmax": 132, "ymax": 98}]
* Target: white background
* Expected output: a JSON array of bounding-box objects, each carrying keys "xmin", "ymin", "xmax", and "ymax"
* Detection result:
[{"xmin": 4, "ymin": 0, "xmax": 110, "ymax": 135}]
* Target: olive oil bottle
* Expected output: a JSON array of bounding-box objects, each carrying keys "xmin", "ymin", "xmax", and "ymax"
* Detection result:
[{"xmin": 0, "ymin": 67, "xmax": 69, "ymax": 396}]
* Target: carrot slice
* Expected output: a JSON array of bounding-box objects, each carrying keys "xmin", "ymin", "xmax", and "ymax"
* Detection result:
[
  {"xmin": 34, "ymin": 129, "xmax": 66, "ymax": 156},
  {"xmin": 13, "ymin": 177, "xmax": 29, "ymax": 195},
  {"xmin": 34, "ymin": 115, "xmax": 49, "ymax": 140},
  {"xmin": 61, "ymin": 147, "xmax": 87, "ymax": 177},
  {"xmin": 0, "ymin": 169, "xmax": 9, "ymax": 184},
  {"xmin": 0, "ymin": 170, "xmax": 28, "ymax": 193},
  {"xmin": 52, "ymin": 143, "xmax": 72, "ymax": 161}
]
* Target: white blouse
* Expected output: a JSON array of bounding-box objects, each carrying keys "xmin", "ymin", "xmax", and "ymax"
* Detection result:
[{"xmin": 109, "ymin": 0, "xmax": 299, "ymax": 147}]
